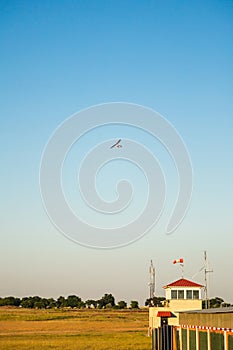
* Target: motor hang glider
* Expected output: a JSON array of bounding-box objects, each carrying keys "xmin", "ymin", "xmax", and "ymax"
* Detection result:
[{"xmin": 110, "ymin": 139, "xmax": 122, "ymax": 149}]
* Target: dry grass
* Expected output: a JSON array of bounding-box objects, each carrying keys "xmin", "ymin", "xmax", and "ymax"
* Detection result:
[{"xmin": 0, "ymin": 308, "xmax": 151, "ymax": 349}]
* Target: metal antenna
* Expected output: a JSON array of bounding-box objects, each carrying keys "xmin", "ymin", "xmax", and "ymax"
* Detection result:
[
  {"xmin": 149, "ymin": 260, "xmax": 155, "ymax": 300},
  {"xmin": 204, "ymin": 251, "xmax": 213, "ymax": 309},
  {"xmin": 180, "ymin": 263, "xmax": 184, "ymax": 278}
]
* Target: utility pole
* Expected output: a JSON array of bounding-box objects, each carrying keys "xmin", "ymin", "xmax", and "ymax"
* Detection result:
[
  {"xmin": 204, "ymin": 251, "xmax": 213, "ymax": 309},
  {"xmin": 149, "ymin": 260, "xmax": 155, "ymax": 300}
]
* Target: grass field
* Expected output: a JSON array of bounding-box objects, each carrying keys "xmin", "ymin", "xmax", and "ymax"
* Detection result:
[{"xmin": 0, "ymin": 307, "xmax": 151, "ymax": 349}]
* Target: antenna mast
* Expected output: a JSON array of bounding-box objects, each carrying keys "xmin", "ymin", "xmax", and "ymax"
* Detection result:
[
  {"xmin": 149, "ymin": 260, "xmax": 155, "ymax": 300},
  {"xmin": 204, "ymin": 251, "xmax": 213, "ymax": 309}
]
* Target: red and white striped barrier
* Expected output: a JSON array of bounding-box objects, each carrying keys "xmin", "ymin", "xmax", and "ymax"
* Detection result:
[{"xmin": 180, "ymin": 324, "xmax": 233, "ymax": 332}]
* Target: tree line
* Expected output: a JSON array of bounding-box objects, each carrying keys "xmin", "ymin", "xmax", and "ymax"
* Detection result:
[
  {"xmin": 0, "ymin": 295, "xmax": 231, "ymax": 310},
  {"xmin": 0, "ymin": 294, "xmax": 139, "ymax": 310},
  {"xmin": 145, "ymin": 296, "xmax": 232, "ymax": 308}
]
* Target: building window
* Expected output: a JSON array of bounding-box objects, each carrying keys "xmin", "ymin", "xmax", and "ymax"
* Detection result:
[
  {"xmin": 171, "ymin": 290, "xmax": 177, "ymax": 299},
  {"xmin": 178, "ymin": 290, "xmax": 184, "ymax": 299},
  {"xmin": 193, "ymin": 290, "xmax": 199, "ymax": 299},
  {"xmin": 186, "ymin": 290, "xmax": 192, "ymax": 299}
]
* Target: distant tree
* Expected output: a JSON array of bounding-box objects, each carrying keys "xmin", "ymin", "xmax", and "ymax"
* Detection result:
[
  {"xmin": 19, "ymin": 296, "xmax": 55, "ymax": 309},
  {"xmin": 66, "ymin": 295, "xmax": 82, "ymax": 308},
  {"xmin": 56, "ymin": 296, "xmax": 67, "ymax": 308},
  {"xmin": 79, "ymin": 301, "xmax": 86, "ymax": 309},
  {"xmin": 202, "ymin": 297, "xmax": 232, "ymax": 309},
  {"xmin": 32, "ymin": 296, "xmax": 42, "ymax": 305},
  {"xmin": 117, "ymin": 300, "xmax": 127, "ymax": 309},
  {"xmin": 42, "ymin": 298, "xmax": 51, "ymax": 308},
  {"xmin": 105, "ymin": 303, "xmax": 113, "ymax": 309},
  {"xmin": 47, "ymin": 298, "xmax": 57, "ymax": 309},
  {"xmin": 0, "ymin": 296, "xmax": 21, "ymax": 307},
  {"xmin": 130, "ymin": 300, "xmax": 139, "ymax": 309},
  {"xmin": 34, "ymin": 300, "xmax": 46, "ymax": 309},
  {"xmin": 85, "ymin": 299, "xmax": 97, "ymax": 308},
  {"xmin": 210, "ymin": 297, "xmax": 224, "ymax": 308},
  {"xmin": 98, "ymin": 294, "xmax": 115, "ymax": 309},
  {"xmin": 145, "ymin": 296, "xmax": 165, "ymax": 307},
  {"xmin": 222, "ymin": 302, "xmax": 231, "ymax": 307},
  {"xmin": 21, "ymin": 296, "xmax": 46, "ymax": 309},
  {"xmin": 21, "ymin": 297, "xmax": 34, "ymax": 308}
]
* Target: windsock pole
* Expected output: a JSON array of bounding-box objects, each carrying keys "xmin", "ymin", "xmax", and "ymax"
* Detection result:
[{"xmin": 173, "ymin": 258, "xmax": 184, "ymax": 278}]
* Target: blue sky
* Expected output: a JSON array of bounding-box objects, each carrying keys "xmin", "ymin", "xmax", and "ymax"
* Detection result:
[{"xmin": 1, "ymin": 0, "xmax": 233, "ymax": 304}]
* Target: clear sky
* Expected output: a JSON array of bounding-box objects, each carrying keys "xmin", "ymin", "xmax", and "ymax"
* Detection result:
[{"xmin": 1, "ymin": 0, "xmax": 233, "ymax": 305}]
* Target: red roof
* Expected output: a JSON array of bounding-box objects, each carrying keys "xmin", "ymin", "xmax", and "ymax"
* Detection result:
[
  {"xmin": 157, "ymin": 311, "xmax": 172, "ymax": 317},
  {"xmin": 163, "ymin": 278, "xmax": 203, "ymax": 288}
]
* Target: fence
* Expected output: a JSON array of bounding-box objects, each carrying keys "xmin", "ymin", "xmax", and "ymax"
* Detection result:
[
  {"xmin": 152, "ymin": 325, "xmax": 179, "ymax": 350},
  {"xmin": 152, "ymin": 325, "xmax": 233, "ymax": 350}
]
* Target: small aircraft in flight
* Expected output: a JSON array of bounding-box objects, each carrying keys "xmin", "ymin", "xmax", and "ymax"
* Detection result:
[{"xmin": 110, "ymin": 139, "xmax": 122, "ymax": 149}]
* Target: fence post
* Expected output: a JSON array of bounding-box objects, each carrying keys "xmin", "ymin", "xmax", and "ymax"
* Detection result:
[
  {"xmin": 224, "ymin": 331, "xmax": 228, "ymax": 350},
  {"xmin": 173, "ymin": 327, "xmax": 178, "ymax": 350},
  {"xmin": 152, "ymin": 328, "xmax": 157, "ymax": 350},
  {"xmin": 196, "ymin": 326, "xmax": 199, "ymax": 350},
  {"xmin": 187, "ymin": 327, "xmax": 190, "ymax": 350},
  {"xmin": 180, "ymin": 327, "xmax": 183, "ymax": 350},
  {"xmin": 207, "ymin": 330, "xmax": 211, "ymax": 350}
]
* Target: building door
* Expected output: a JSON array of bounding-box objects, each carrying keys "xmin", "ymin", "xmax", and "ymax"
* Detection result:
[{"xmin": 161, "ymin": 317, "xmax": 168, "ymax": 326}]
